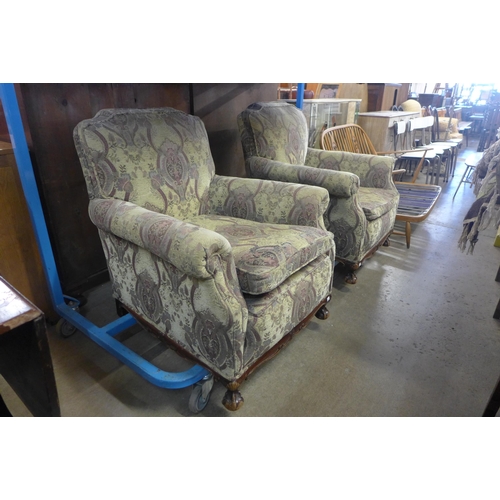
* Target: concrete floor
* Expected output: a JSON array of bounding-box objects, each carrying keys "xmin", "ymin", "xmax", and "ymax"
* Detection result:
[{"xmin": 2, "ymin": 138, "xmax": 500, "ymax": 417}]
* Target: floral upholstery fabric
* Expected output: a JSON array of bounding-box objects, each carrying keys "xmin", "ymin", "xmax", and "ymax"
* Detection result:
[
  {"xmin": 74, "ymin": 108, "xmax": 214, "ymax": 220},
  {"xmin": 357, "ymin": 188, "xmax": 397, "ymax": 221},
  {"xmin": 98, "ymin": 230, "xmax": 333, "ymax": 380},
  {"xmin": 238, "ymin": 102, "xmax": 400, "ymax": 266},
  {"xmin": 238, "ymin": 102, "xmax": 308, "ymax": 165},
  {"xmin": 205, "ymin": 175, "xmax": 330, "ymax": 229},
  {"xmin": 74, "ymin": 107, "xmax": 335, "ymax": 382},
  {"xmin": 189, "ymin": 214, "xmax": 334, "ymax": 295}
]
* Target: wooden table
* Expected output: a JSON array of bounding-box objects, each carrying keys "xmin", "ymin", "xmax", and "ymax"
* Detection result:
[
  {"xmin": 393, "ymin": 182, "xmax": 442, "ymax": 248},
  {"xmin": 0, "ymin": 276, "xmax": 60, "ymax": 416}
]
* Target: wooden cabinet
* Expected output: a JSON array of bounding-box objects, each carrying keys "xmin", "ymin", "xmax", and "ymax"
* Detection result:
[
  {"xmin": 0, "ymin": 141, "xmax": 55, "ymax": 321},
  {"xmin": 357, "ymin": 111, "xmax": 421, "ymax": 152},
  {"xmin": 367, "ymin": 83, "xmax": 402, "ymax": 111}
]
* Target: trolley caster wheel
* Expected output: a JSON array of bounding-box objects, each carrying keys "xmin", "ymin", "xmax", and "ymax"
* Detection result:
[
  {"xmin": 188, "ymin": 373, "xmax": 214, "ymax": 413},
  {"xmin": 56, "ymin": 319, "xmax": 78, "ymax": 338}
]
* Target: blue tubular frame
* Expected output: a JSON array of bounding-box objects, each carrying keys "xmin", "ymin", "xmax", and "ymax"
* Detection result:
[
  {"xmin": 296, "ymin": 83, "xmax": 305, "ymax": 109},
  {"xmin": 0, "ymin": 83, "xmax": 209, "ymax": 389}
]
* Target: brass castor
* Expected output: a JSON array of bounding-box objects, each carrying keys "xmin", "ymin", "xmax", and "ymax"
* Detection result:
[{"xmin": 222, "ymin": 389, "xmax": 244, "ymax": 411}]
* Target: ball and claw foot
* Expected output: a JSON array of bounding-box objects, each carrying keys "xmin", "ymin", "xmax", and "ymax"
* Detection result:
[
  {"xmin": 222, "ymin": 389, "xmax": 244, "ymax": 411},
  {"xmin": 344, "ymin": 271, "xmax": 357, "ymax": 285},
  {"xmin": 315, "ymin": 305, "xmax": 330, "ymax": 320}
]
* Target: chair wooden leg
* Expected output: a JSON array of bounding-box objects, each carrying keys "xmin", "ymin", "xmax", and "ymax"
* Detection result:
[
  {"xmin": 222, "ymin": 386, "xmax": 244, "ymax": 411},
  {"xmin": 405, "ymin": 221, "xmax": 411, "ymax": 248},
  {"xmin": 315, "ymin": 305, "xmax": 330, "ymax": 320},
  {"xmin": 344, "ymin": 270, "xmax": 357, "ymax": 285}
]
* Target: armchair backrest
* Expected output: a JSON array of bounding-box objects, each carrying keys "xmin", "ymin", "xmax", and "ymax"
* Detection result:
[
  {"xmin": 74, "ymin": 107, "xmax": 215, "ymax": 219},
  {"xmin": 237, "ymin": 102, "xmax": 309, "ymax": 165}
]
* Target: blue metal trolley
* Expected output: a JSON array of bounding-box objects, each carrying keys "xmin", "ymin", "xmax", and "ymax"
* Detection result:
[{"xmin": 0, "ymin": 83, "xmax": 213, "ymax": 413}]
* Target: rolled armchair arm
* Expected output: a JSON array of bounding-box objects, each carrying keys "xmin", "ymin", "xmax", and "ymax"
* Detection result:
[
  {"xmin": 89, "ymin": 198, "xmax": 232, "ymax": 279},
  {"xmin": 245, "ymin": 156, "xmax": 360, "ymax": 199},
  {"xmin": 306, "ymin": 147, "xmax": 395, "ymax": 190},
  {"xmin": 206, "ymin": 174, "xmax": 331, "ymax": 229}
]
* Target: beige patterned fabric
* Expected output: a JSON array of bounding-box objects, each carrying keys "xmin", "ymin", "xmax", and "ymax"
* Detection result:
[
  {"xmin": 74, "ymin": 107, "xmax": 335, "ymax": 382},
  {"xmin": 189, "ymin": 215, "xmax": 334, "ymax": 295},
  {"xmin": 238, "ymin": 102, "xmax": 400, "ymax": 266}
]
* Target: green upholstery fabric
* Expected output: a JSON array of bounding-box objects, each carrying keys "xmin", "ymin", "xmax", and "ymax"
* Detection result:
[
  {"xmin": 238, "ymin": 101, "xmax": 308, "ymax": 165},
  {"xmin": 238, "ymin": 102, "xmax": 400, "ymax": 266},
  {"xmin": 189, "ymin": 215, "xmax": 334, "ymax": 295},
  {"xmin": 357, "ymin": 188, "xmax": 397, "ymax": 221},
  {"xmin": 74, "ymin": 107, "xmax": 335, "ymax": 382}
]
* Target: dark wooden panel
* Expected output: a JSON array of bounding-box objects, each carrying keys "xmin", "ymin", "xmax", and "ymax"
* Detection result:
[
  {"xmin": 19, "ymin": 84, "xmax": 191, "ymax": 295},
  {"xmin": 192, "ymin": 83, "xmax": 278, "ymax": 177}
]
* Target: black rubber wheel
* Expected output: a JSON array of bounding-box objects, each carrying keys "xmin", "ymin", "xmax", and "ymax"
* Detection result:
[
  {"xmin": 56, "ymin": 319, "xmax": 78, "ymax": 338},
  {"xmin": 188, "ymin": 374, "xmax": 214, "ymax": 413}
]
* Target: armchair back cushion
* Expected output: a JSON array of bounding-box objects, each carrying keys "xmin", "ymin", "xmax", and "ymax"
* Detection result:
[
  {"xmin": 238, "ymin": 102, "xmax": 308, "ymax": 165},
  {"xmin": 74, "ymin": 108, "xmax": 215, "ymax": 220}
]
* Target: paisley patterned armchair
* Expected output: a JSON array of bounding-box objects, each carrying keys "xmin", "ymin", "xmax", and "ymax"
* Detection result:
[
  {"xmin": 238, "ymin": 102, "xmax": 400, "ymax": 284},
  {"xmin": 73, "ymin": 107, "xmax": 335, "ymax": 412}
]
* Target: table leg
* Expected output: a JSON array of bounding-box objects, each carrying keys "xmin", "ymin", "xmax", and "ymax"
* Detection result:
[
  {"xmin": 453, "ymin": 165, "xmax": 472, "ymax": 199},
  {"xmin": 405, "ymin": 222, "xmax": 411, "ymax": 248}
]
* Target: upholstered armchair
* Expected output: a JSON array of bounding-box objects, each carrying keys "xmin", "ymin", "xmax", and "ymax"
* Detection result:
[
  {"xmin": 237, "ymin": 102, "xmax": 400, "ymax": 284},
  {"xmin": 73, "ymin": 107, "xmax": 335, "ymax": 412}
]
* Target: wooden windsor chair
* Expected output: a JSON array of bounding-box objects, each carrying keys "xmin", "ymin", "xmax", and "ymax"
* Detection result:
[
  {"xmin": 321, "ymin": 123, "xmax": 429, "ymax": 182},
  {"xmin": 321, "ymin": 123, "xmax": 441, "ymax": 248}
]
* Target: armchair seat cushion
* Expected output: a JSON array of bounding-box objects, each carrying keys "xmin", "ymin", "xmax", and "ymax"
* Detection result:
[
  {"xmin": 358, "ymin": 187, "xmax": 398, "ymax": 221},
  {"xmin": 190, "ymin": 214, "xmax": 334, "ymax": 295}
]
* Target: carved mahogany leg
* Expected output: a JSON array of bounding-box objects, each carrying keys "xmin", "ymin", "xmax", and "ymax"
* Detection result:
[{"xmin": 222, "ymin": 383, "xmax": 244, "ymax": 411}]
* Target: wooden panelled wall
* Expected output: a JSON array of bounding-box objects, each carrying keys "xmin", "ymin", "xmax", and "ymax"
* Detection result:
[{"xmin": 6, "ymin": 83, "xmax": 278, "ymax": 305}]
